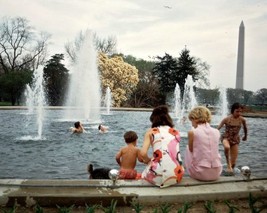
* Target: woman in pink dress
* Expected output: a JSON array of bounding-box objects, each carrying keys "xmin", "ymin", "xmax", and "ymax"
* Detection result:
[
  {"xmin": 185, "ymin": 106, "xmax": 222, "ymax": 181},
  {"xmin": 140, "ymin": 105, "xmax": 184, "ymax": 188}
]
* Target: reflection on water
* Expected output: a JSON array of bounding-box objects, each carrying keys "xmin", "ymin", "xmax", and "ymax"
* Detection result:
[{"xmin": 0, "ymin": 110, "xmax": 266, "ymax": 179}]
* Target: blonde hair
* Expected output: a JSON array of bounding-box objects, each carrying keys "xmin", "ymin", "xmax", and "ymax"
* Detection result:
[{"xmin": 188, "ymin": 106, "xmax": 211, "ymax": 123}]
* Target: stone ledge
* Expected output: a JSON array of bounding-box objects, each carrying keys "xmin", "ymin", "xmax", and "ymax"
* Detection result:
[{"xmin": 0, "ymin": 177, "xmax": 266, "ymax": 207}]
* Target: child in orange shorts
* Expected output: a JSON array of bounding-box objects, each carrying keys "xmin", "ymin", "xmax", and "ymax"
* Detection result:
[{"xmin": 115, "ymin": 131, "xmax": 143, "ymax": 179}]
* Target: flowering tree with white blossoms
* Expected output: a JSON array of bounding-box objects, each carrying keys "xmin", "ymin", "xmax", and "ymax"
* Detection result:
[{"xmin": 98, "ymin": 53, "xmax": 139, "ymax": 107}]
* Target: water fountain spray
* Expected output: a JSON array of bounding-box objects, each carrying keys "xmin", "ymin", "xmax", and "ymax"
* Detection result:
[
  {"xmin": 181, "ymin": 75, "xmax": 198, "ymax": 119},
  {"xmin": 25, "ymin": 67, "xmax": 46, "ymax": 139},
  {"xmin": 104, "ymin": 87, "xmax": 112, "ymax": 115},
  {"xmin": 173, "ymin": 83, "xmax": 181, "ymax": 118},
  {"xmin": 64, "ymin": 30, "xmax": 101, "ymax": 122}
]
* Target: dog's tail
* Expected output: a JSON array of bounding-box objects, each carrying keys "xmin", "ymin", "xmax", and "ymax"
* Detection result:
[{"xmin": 87, "ymin": 164, "xmax": 93, "ymax": 174}]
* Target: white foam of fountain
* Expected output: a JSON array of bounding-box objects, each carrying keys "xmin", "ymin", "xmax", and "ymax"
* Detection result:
[
  {"xmin": 25, "ymin": 85, "xmax": 34, "ymax": 114},
  {"xmin": 213, "ymin": 87, "xmax": 229, "ymax": 124},
  {"xmin": 64, "ymin": 30, "xmax": 101, "ymax": 122},
  {"xmin": 173, "ymin": 83, "xmax": 181, "ymax": 118},
  {"xmin": 104, "ymin": 87, "xmax": 112, "ymax": 115},
  {"xmin": 181, "ymin": 75, "xmax": 198, "ymax": 118},
  {"xmin": 24, "ymin": 67, "xmax": 46, "ymax": 140},
  {"xmin": 219, "ymin": 87, "xmax": 228, "ymax": 118}
]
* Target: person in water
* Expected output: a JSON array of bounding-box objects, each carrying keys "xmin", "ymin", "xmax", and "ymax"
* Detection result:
[
  {"xmin": 218, "ymin": 102, "xmax": 248, "ymax": 174},
  {"xmin": 98, "ymin": 124, "xmax": 108, "ymax": 133},
  {"xmin": 71, "ymin": 121, "xmax": 85, "ymax": 133},
  {"xmin": 139, "ymin": 105, "xmax": 184, "ymax": 188},
  {"xmin": 115, "ymin": 131, "xmax": 142, "ymax": 179},
  {"xmin": 184, "ymin": 106, "xmax": 222, "ymax": 181}
]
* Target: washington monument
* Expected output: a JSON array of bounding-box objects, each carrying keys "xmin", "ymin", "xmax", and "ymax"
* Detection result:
[{"xmin": 235, "ymin": 21, "xmax": 245, "ymax": 89}]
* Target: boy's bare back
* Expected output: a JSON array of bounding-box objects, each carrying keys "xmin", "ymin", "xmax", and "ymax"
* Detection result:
[{"xmin": 116, "ymin": 144, "xmax": 141, "ymax": 170}]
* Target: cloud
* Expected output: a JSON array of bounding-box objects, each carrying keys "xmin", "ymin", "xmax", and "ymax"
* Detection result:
[{"xmin": 0, "ymin": 0, "xmax": 266, "ymax": 91}]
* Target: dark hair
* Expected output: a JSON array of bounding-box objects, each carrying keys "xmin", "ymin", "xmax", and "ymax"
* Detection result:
[
  {"xmin": 74, "ymin": 121, "xmax": 80, "ymax": 128},
  {"xmin": 98, "ymin": 125, "xmax": 101, "ymax": 130},
  {"xmin": 231, "ymin": 102, "xmax": 242, "ymax": 114},
  {"xmin": 124, "ymin": 131, "xmax": 138, "ymax": 143},
  {"xmin": 150, "ymin": 105, "xmax": 174, "ymax": 128}
]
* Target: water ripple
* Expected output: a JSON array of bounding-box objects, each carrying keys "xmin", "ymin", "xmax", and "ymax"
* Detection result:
[{"xmin": 0, "ymin": 110, "xmax": 266, "ymax": 178}]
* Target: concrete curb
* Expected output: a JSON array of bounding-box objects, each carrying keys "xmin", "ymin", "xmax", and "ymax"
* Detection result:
[{"xmin": 0, "ymin": 177, "xmax": 266, "ymax": 207}]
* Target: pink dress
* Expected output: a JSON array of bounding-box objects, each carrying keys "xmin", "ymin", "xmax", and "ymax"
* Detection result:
[
  {"xmin": 185, "ymin": 123, "xmax": 222, "ymax": 181},
  {"xmin": 142, "ymin": 126, "xmax": 184, "ymax": 188}
]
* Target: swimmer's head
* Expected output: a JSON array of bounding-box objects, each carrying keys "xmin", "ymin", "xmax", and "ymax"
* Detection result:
[{"xmin": 74, "ymin": 121, "xmax": 80, "ymax": 128}]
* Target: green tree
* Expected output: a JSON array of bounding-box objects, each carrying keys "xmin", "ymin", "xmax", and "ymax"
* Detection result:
[
  {"xmin": 227, "ymin": 88, "xmax": 241, "ymax": 105},
  {"xmin": 123, "ymin": 55, "xmax": 161, "ymax": 107},
  {"xmin": 43, "ymin": 54, "xmax": 69, "ymax": 106},
  {"xmin": 255, "ymin": 88, "xmax": 267, "ymax": 105},
  {"xmin": 153, "ymin": 48, "xmax": 205, "ymax": 104},
  {"xmin": 243, "ymin": 90, "xmax": 254, "ymax": 105},
  {"xmin": 195, "ymin": 88, "xmax": 219, "ymax": 105},
  {"xmin": 227, "ymin": 88, "xmax": 255, "ymax": 106},
  {"xmin": 0, "ymin": 70, "xmax": 32, "ymax": 105},
  {"xmin": 152, "ymin": 53, "xmax": 178, "ymax": 103},
  {"xmin": 176, "ymin": 48, "xmax": 198, "ymax": 96},
  {"xmin": 0, "ymin": 16, "xmax": 50, "ymax": 105}
]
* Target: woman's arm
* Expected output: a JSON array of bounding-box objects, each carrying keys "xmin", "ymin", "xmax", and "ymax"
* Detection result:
[
  {"xmin": 137, "ymin": 149, "xmax": 144, "ymax": 163},
  {"xmin": 188, "ymin": 130, "xmax": 194, "ymax": 152},
  {"xmin": 140, "ymin": 130, "xmax": 152, "ymax": 164}
]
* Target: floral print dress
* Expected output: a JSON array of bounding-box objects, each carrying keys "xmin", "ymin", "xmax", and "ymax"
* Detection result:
[{"xmin": 141, "ymin": 126, "xmax": 184, "ymax": 188}]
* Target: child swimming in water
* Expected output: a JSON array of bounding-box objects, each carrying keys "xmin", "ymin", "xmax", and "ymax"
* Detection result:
[
  {"xmin": 98, "ymin": 124, "xmax": 108, "ymax": 133},
  {"xmin": 71, "ymin": 121, "xmax": 85, "ymax": 133}
]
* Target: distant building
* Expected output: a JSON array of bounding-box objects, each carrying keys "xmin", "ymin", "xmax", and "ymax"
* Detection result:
[{"xmin": 236, "ymin": 21, "xmax": 245, "ymax": 89}]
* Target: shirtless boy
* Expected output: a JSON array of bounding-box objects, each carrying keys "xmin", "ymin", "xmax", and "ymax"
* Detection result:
[{"xmin": 115, "ymin": 131, "xmax": 142, "ymax": 179}]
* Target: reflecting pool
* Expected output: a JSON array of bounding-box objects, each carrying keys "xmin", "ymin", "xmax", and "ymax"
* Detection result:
[{"xmin": 0, "ymin": 109, "xmax": 266, "ymax": 179}]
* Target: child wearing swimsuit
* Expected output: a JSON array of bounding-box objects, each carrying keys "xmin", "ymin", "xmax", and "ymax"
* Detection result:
[{"xmin": 218, "ymin": 103, "xmax": 248, "ymax": 174}]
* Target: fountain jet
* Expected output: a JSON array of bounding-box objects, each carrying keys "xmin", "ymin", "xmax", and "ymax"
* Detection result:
[
  {"xmin": 64, "ymin": 30, "xmax": 101, "ymax": 122},
  {"xmin": 24, "ymin": 67, "xmax": 46, "ymax": 139},
  {"xmin": 181, "ymin": 75, "xmax": 198, "ymax": 118},
  {"xmin": 173, "ymin": 83, "xmax": 181, "ymax": 118},
  {"xmin": 104, "ymin": 87, "xmax": 112, "ymax": 115}
]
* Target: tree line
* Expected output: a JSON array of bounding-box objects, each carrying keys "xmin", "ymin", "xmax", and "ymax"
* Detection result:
[{"xmin": 0, "ymin": 17, "xmax": 266, "ymax": 108}]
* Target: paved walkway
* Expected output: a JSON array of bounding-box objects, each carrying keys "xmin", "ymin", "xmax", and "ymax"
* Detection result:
[{"xmin": 0, "ymin": 176, "xmax": 266, "ymax": 207}]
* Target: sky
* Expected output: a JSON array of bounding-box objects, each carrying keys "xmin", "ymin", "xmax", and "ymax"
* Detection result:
[{"xmin": 1, "ymin": 0, "xmax": 266, "ymax": 92}]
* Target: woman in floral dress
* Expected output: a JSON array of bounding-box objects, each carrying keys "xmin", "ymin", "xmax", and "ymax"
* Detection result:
[{"xmin": 140, "ymin": 105, "xmax": 184, "ymax": 188}]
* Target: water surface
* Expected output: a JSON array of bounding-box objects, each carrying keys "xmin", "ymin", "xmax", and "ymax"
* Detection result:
[{"xmin": 0, "ymin": 110, "xmax": 266, "ymax": 179}]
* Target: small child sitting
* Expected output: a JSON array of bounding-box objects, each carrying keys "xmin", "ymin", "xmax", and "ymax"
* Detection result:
[{"xmin": 115, "ymin": 131, "xmax": 142, "ymax": 179}]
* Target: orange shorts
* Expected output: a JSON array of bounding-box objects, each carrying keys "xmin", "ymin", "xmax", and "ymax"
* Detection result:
[{"xmin": 119, "ymin": 169, "xmax": 137, "ymax": 179}]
